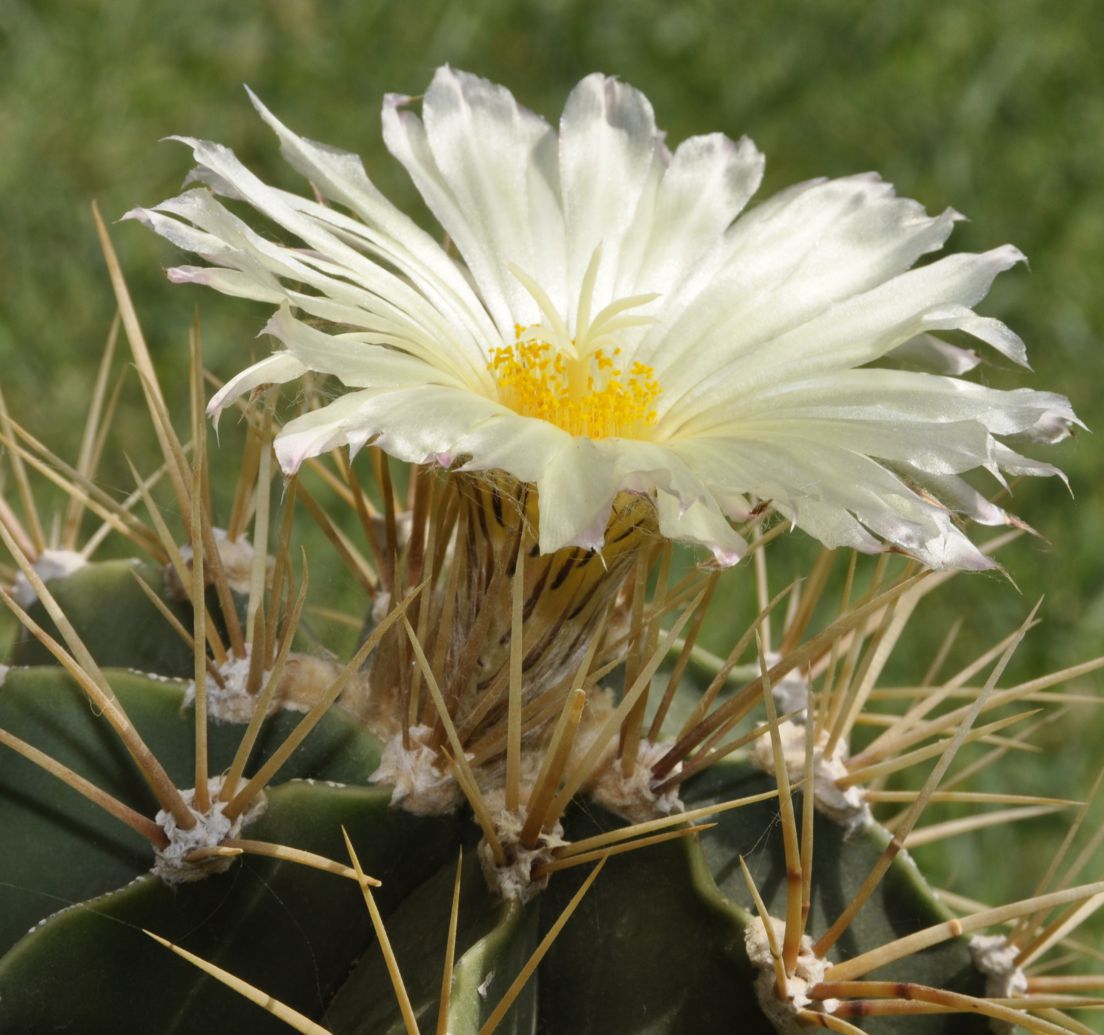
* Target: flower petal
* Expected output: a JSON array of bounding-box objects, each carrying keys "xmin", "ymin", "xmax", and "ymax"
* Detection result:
[
  {"xmin": 558, "ymin": 74, "xmax": 663, "ymax": 313},
  {"xmin": 208, "ymin": 352, "xmax": 309, "ymax": 424}
]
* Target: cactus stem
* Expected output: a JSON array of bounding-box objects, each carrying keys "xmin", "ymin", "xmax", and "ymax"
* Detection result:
[
  {"xmin": 905, "ymin": 804, "xmax": 1072, "ymax": 850},
  {"xmin": 0, "ymin": 726, "xmax": 169, "ymax": 848},
  {"xmin": 648, "ymin": 570, "xmax": 720, "ymax": 741},
  {"xmin": 505, "ymin": 537, "xmax": 525, "ymax": 813},
  {"xmin": 186, "ymin": 838, "xmax": 381, "ymax": 886},
  {"xmin": 62, "ymin": 313, "xmax": 121, "ymax": 551},
  {"xmin": 1012, "ymin": 764, "xmax": 1104, "ymax": 950},
  {"xmin": 520, "ymin": 688, "xmax": 588, "ymax": 848},
  {"xmin": 0, "ymin": 386, "xmax": 46, "ymax": 555},
  {"xmin": 476, "ymin": 858, "xmax": 606, "ymax": 1035},
  {"xmin": 143, "ymin": 929, "xmax": 332, "ymax": 1035},
  {"xmin": 126, "ymin": 454, "xmax": 228, "ymax": 665},
  {"xmin": 190, "ymin": 394, "xmax": 211, "ymax": 815},
  {"xmin": 128, "ymin": 569, "xmax": 228, "ymax": 687},
  {"xmin": 815, "ymin": 605, "xmax": 1032, "ymax": 959},
  {"xmin": 341, "ymin": 826, "xmax": 420, "ymax": 1035},
  {"xmin": 0, "ymin": 423, "xmax": 162, "ymax": 561},
  {"xmin": 830, "ymin": 880, "xmax": 1104, "ymax": 985},
  {"xmin": 812, "ymin": 981, "xmax": 1073, "ymax": 1034},
  {"xmin": 222, "ymin": 583, "xmax": 422, "ymax": 822},
  {"xmin": 535, "ymin": 823, "xmax": 712, "ymax": 877},
  {"xmin": 92, "ymin": 202, "xmax": 194, "ymax": 535},
  {"xmin": 435, "ymin": 849, "xmax": 464, "ymax": 1035},
  {"xmin": 0, "ymin": 535, "xmax": 196, "ymax": 830}
]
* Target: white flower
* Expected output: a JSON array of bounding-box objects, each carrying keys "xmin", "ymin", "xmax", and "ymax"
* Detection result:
[{"xmin": 128, "ymin": 67, "xmax": 1078, "ymax": 569}]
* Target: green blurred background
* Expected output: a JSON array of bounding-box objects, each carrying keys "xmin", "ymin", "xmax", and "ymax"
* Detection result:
[{"xmin": 2, "ymin": 0, "xmax": 1102, "ymax": 966}]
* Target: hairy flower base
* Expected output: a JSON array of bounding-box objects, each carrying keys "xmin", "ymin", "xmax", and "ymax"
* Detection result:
[{"xmin": 345, "ymin": 466, "xmax": 656, "ymax": 755}]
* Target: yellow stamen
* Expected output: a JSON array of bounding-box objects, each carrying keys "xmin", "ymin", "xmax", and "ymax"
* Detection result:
[{"xmin": 490, "ymin": 330, "xmax": 661, "ymax": 439}]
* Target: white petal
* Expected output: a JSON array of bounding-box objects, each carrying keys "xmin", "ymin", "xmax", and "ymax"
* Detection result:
[
  {"xmin": 886, "ymin": 334, "xmax": 982, "ymax": 375},
  {"xmin": 686, "ymin": 369, "xmax": 1077, "ymax": 442},
  {"xmin": 260, "ymin": 306, "xmax": 469, "ymax": 391},
  {"xmin": 559, "ymin": 74, "xmax": 662, "ymax": 312},
  {"xmin": 421, "ymin": 67, "xmax": 566, "ymax": 320},
  {"xmin": 615, "ymin": 132, "xmax": 765, "ymax": 299},
  {"xmin": 639, "ymin": 175, "xmax": 960, "ymax": 377},
  {"xmin": 667, "ymin": 434, "xmax": 995, "ymax": 570},
  {"xmin": 658, "ymin": 245, "xmax": 1024, "ymax": 429},
  {"xmin": 208, "ymin": 352, "xmax": 308, "ymax": 424},
  {"xmin": 245, "ymin": 87, "xmax": 494, "ymax": 325},
  {"xmin": 383, "ymin": 73, "xmax": 558, "ymax": 335}
]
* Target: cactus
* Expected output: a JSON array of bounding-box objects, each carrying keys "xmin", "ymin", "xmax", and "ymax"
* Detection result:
[{"xmin": 2, "ymin": 69, "xmax": 1103, "ymax": 1035}]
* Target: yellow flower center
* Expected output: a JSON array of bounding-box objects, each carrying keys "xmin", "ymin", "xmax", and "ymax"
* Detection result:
[{"xmin": 490, "ymin": 327, "xmax": 662, "ymax": 439}]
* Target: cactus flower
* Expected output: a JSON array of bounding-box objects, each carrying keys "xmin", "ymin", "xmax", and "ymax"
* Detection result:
[{"xmin": 131, "ymin": 67, "xmax": 1077, "ymax": 570}]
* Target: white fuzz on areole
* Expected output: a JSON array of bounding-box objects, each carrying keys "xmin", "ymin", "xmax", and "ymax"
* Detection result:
[
  {"xmin": 131, "ymin": 65, "xmax": 1080, "ymax": 573},
  {"xmin": 11, "ymin": 549, "xmax": 88, "ymax": 607},
  {"xmin": 369, "ymin": 724, "xmax": 466, "ymax": 815},
  {"xmin": 969, "ymin": 934, "xmax": 1028, "ymax": 1035},
  {"xmin": 745, "ymin": 916, "xmax": 838, "ymax": 1033},
  {"xmin": 590, "ymin": 739, "xmax": 684, "ymax": 823},
  {"xmin": 152, "ymin": 778, "xmax": 266, "ymax": 883},
  {"xmin": 167, "ymin": 528, "xmax": 263, "ymax": 599},
  {"xmin": 751, "ymin": 720, "xmax": 872, "ymax": 831},
  {"xmin": 476, "ymin": 789, "xmax": 568, "ymax": 903},
  {"xmin": 184, "ymin": 646, "xmax": 267, "ymax": 721}
]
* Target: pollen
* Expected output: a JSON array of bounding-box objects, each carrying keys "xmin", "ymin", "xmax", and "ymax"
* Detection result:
[{"xmin": 490, "ymin": 328, "xmax": 661, "ymax": 439}]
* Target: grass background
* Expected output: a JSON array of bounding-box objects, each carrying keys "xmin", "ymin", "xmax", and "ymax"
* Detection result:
[{"xmin": 2, "ymin": 0, "xmax": 1102, "ymax": 984}]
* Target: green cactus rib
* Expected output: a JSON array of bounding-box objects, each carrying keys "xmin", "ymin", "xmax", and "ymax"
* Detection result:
[
  {"xmin": 0, "ymin": 659, "xmax": 994, "ymax": 1035},
  {"xmin": 322, "ymin": 762, "xmax": 990, "ymax": 1035},
  {"xmin": 0, "ymin": 781, "xmax": 466, "ymax": 1033},
  {"xmin": 0, "ymin": 561, "xmax": 995, "ymax": 1034},
  {"xmin": 0, "ymin": 666, "xmax": 385, "ymax": 952},
  {"xmin": 326, "ymin": 853, "xmax": 537, "ymax": 1035},
  {"xmin": 7, "ymin": 559, "xmax": 197, "ymax": 676}
]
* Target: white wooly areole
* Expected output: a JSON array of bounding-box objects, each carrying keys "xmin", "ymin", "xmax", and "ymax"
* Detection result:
[{"xmin": 129, "ymin": 66, "xmax": 1077, "ymax": 571}]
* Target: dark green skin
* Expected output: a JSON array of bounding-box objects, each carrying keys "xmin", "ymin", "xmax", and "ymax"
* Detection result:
[{"xmin": 0, "ymin": 562, "xmax": 987, "ymax": 1034}]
